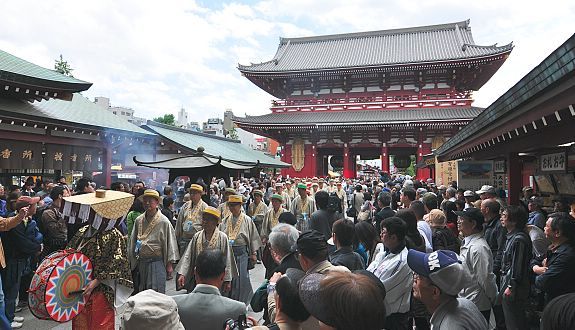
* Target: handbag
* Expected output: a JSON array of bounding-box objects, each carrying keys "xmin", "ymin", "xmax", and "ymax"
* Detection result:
[{"xmin": 346, "ymin": 194, "xmax": 357, "ymax": 218}]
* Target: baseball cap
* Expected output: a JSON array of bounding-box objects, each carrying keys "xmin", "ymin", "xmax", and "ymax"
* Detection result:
[
  {"xmin": 407, "ymin": 249, "xmax": 470, "ymax": 296},
  {"xmin": 297, "ymin": 230, "xmax": 328, "ymax": 258},
  {"xmin": 297, "ymin": 183, "xmax": 307, "ymax": 190},
  {"xmin": 463, "ymin": 190, "xmax": 474, "ymax": 198},
  {"xmin": 475, "ymin": 185, "xmax": 496, "ymax": 195},
  {"xmin": 453, "ymin": 207, "xmax": 484, "ymax": 226}
]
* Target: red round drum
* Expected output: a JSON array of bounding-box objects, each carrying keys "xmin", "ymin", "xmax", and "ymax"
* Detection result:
[{"xmin": 29, "ymin": 250, "xmax": 93, "ymax": 322}]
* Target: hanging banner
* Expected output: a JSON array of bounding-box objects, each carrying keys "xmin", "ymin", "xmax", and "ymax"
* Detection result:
[{"xmin": 435, "ymin": 160, "xmax": 458, "ymax": 186}]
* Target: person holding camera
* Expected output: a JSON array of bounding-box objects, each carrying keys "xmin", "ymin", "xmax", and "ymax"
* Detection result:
[{"xmin": 173, "ymin": 249, "xmax": 246, "ymax": 330}]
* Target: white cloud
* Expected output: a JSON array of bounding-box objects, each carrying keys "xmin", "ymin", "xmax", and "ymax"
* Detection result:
[{"xmin": 1, "ymin": 0, "xmax": 573, "ymax": 124}]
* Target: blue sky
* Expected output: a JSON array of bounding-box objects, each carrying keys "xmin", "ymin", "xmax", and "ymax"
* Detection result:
[{"xmin": 1, "ymin": 0, "xmax": 574, "ymax": 124}]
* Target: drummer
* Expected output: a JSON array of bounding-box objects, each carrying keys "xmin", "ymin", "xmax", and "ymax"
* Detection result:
[
  {"xmin": 220, "ymin": 195, "xmax": 262, "ymax": 304},
  {"xmin": 175, "ymin": 184, "xmax": 208, "ymax": 254},
  {"xmin": 67, "ymin": 209, "xmax": 133, "ymax": 329}
]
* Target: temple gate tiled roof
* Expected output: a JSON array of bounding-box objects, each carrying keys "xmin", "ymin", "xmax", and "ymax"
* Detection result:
[
  {"xmin": 238, "ymin": 20, "xmax": 512, "ymax": 73},
  {"xmin": 234, "ymin": 107, "xmax": 483, "ymax": 127}
]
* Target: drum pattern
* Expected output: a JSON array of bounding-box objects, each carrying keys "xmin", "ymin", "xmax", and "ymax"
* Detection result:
[{"xmin": 29, "ymin": 251, "xmax": 93, "ymax": 322}]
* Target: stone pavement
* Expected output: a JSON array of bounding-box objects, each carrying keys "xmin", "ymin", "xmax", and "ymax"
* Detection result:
[{"xmin": 17, "ymin": 263, "xmax": 266, "ymax": 329}]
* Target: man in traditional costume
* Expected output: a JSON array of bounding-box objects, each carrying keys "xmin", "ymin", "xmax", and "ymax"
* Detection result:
[
  {"xmin": 220, "ymin": 195, "xmax": 262, "ymax": 304},
  {"xmin": 290, "ymin": 183, "xmax": 317, "ymax": 232},
  {"xmin": 175, "ymin": 206, "xmax": 237, "ymax": 292},
  {"xmin": 175, "ymin": 184, "xmax": 207, "ymax": 254},
  {"xmin": 218, "ymin": 188, "xmax": 237, "ymax": 220},
  {"xmin": 285, "ymin": 180, "xmax": 296, "ymax": 201},
  {"xmin": 261, "ymin": 194, "xmax": 286, "ymax": 242},
  {"xmin": 334, "ymin": 181, "xmax": 348, "ymax": 214},
  {"xmin": 274, "ymin": 182, "xmax": 291, "ymax": 210},
  {"xmin": 128, "ymin": 189, "xmax": 179, "ymax": 294},
  {"xmin": 247, "ymin": 189, "xmax": 267, "ymax": 235}
]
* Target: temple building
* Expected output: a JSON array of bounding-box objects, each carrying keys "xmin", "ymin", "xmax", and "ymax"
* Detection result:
[{"xmin": 234, "ymin": 20, "xmax": 513, "ymax": 179}]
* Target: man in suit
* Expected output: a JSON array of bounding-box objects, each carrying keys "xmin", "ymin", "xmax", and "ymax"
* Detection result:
[
  {"xmin": 373, "ymin": 191, "xmax": 395, "ymax": 233},
  {"xmin": 172, "ymin": 249, "xmax": 246, "ymax": 330}
]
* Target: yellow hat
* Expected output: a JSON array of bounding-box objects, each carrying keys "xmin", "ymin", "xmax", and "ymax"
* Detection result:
[
  {"xmin": 228, "ymin": 195, "xmax": 243, "ymax": 204},
  {"xmin": 189, "ymin": 184, "xmax": 203, "ymax": 193},
  {"xmin": 253, "ymin": 189, "xmax": 264, "ymax": 197},
  {"xmin": 203, "ymin": 206, "xmax": 221, "ymax": 221},
  {"xmin": 142, "ymin": 189, "xmax": 160, "ymax": 201}
]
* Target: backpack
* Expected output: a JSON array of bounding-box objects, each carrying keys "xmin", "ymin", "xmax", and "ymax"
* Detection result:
[{"xmin": 327, "ymin": 192, "xmax": 341, "ymax": 213}]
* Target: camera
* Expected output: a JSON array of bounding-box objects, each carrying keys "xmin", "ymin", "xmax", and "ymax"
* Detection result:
[{"xmin": 223, "ymin": 315, "xmax": 249, "ymax": 330}]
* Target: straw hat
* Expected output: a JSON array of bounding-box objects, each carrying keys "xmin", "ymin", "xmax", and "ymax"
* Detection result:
[
  {"xmin": 142, "ymin": 189, "xmax": 161, "ymax": 201},
  {"xmin": 228, "ymin": 195, "xmax": 244, "ymax": 204},
  {"xmin": 253, "ymin": 189, "xmax": 264, "ymax": 197},
  {"xmin": 224, "ymin": 188, "xmax": 236, "ymax": 195},
  {"xmin": 189, "ymin": 184, "xmax": 203, "ymax": 193},
  {"xmin": 203, "ymin": 206, "xmax": 221, "ymax": 221}
]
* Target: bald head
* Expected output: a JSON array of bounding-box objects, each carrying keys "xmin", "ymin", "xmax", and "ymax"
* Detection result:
[{"xmin": 481, "ymin": 198, "xmax": 500, "ymax": 217}]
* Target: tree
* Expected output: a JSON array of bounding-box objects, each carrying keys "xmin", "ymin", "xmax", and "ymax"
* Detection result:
[
  {"xmin": 227, "ymin": 127, "xmax": 239, "ymax": 140},
  {"xmin": 54, "ymin": 54, "xmax": 74, "ymax": 77},
  {"xmin": 153, "ymin": 114, "xmax": 176, "ymax": 126}
]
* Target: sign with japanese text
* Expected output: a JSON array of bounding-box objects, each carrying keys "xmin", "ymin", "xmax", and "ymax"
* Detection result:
[
  {"xmin": 494, "ymin": 160, "xmax": 506, "ymax": 173},
  {"xmin": 540, "ymin": 152, "xmax": 566, "ymax": 173},
  {"xmin": 435, "ymin": 160, "xmax": 458, "ymax": 186},
  {"xmin": 0, "ymin": 141, "xmax": 42, "ymax": 169}
]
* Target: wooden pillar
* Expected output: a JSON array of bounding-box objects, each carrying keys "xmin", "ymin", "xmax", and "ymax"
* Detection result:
[
  {"xmin": 508, "ymin": 152, "xmax": 522, "ymax": 205},
  {"xmin": 381, "ymin": 143, "xmax": 389, "ymax": 172},
  {"xmin": 104, "ymin": 146, "xmax": 112, "ymax": 187},
  {"xmin": 416, "ymin": 130, "xmax": 425, "ymax": 179}
]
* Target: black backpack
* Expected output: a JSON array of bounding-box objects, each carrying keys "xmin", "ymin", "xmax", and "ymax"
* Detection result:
[{"xmin": 327, "ymin": 192, "xmax": 341, "ymax": 212}]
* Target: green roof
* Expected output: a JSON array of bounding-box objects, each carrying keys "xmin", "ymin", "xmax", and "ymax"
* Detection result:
[
  {"xmin": 0, "ymin": 49, "xmax": 91, "ymax": 91},
  {"xmin": 0, "ymin": 93, "xmax": 153, "ymax": 135},
  {"xmin": 143, "ymin": 121, "xmax": 289, "ymax": 168}
]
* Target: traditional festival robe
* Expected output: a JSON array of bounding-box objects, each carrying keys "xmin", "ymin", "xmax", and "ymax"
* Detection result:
[
  {"xmin": 175, "ymin": 228, "xmax": 237, "ymax": 290},
  {"xmin": 67, "ymin": 225, "xmax": 133, "ymax": 330},
  {"xmin": 127, "ymin": 210, "xmax": 179, "ymax": 293},
  {"xmin": 175, "ymin": 199, "xmax": 208, "ymax": 253},
  {"xmin": 335, "ymin": 188, "xmax": 348, "ymax": 213},
  {"xmin": 220, "ymin": 213, "xmax": 262, "ymax": 304},
  {"xmin": 280, "ymin": 191, "xmax": 292, "ymax": 210},
  {"xmin": 289, "ymin": 195, "xmax": 317, "ymax": 232},
  {"xmin": 247, "ymin": 201, "xmax": 267, "ymax": 234},
  {"xmin": 218, "ymin": 201, "xmax": 232, "ymax": 220},
  {"xmin": 261, "ymin": 207, "xmax": 286, "ymax": 239}
]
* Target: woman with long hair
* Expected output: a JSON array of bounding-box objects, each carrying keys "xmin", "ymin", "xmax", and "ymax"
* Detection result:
[{"xmin": 355, "ymin": 221, "xmax": 381, "ymax": 265}]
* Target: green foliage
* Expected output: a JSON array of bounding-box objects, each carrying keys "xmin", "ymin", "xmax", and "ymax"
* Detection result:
[
  {"xmin": 153, "ymin": 114, "xmax": 176, "ymax": 126},
  {"xmin": 227, "ymin": 127, "xmax": 239, "ymax": 140},
  {"xmin": 54, "ymin": 54, "xmax": 74, "ymax": 77},
  {"xmin": 405, "ymin": 156, "xmax": 416, "ymax": 177}
]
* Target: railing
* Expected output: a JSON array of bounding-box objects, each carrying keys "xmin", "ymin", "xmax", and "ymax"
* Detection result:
[{"xmin": 270, "ymin": 91, "xmax": 473, "ymax": 112}]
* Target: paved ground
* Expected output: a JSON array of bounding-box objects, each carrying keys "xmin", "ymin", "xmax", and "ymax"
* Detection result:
[{"xmin": 17, "ymin": 263, "xmax": 266, "ymax": 329}]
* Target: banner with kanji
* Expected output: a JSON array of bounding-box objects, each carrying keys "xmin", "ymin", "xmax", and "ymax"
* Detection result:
[{"xmin": 0, "ymin": 141, "xmax": 43, "ymax": 169}]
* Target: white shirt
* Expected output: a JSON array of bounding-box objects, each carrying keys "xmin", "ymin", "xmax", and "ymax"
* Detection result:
[
  {"xmin": 367, "ymin": 244, "xmax": 412, "ymax": 315},
  {"xmin": 417, "ymin": 221, "xmax": 433, "ymax": 252}
]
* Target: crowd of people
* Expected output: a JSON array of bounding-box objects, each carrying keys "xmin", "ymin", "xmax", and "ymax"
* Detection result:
[{"xmin": 1, "ymin": 173, "xmax": 575, "ymax": 329}]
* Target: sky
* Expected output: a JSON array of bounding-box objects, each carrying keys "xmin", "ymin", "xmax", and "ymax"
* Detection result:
[{"xmin": 1, "ymin": 0, "xmax": 574, "ymax": 125}]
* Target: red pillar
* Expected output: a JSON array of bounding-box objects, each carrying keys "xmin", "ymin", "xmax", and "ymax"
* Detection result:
[
  {"xmin": 416, "ymin": 136, "xmax": 425, "ymax": 180},
  {"xmin": 282, "ymin": 144, "xmax": 292, "ymax": 177},
  {"xmin": 343, "ymin": 145, "xmax": 353, "ymax": 179},
  {"xmin": 104, "ymin": 146, "xmax": 112, "ymax": 188},
  {"xmin": 310, "ymin": 143, "xmax": 317, "ymax": 178},
  {"xmin": 508, "ymin": 153, "xmax": 522, "ymax": 205},
  {"xmin": 381, "ymin": 144, "xmax": 389, "ymax": 173}
]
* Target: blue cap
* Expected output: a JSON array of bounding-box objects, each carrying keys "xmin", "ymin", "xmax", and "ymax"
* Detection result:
[{"xmin": 407, "ymin": 249, "xmax": 469, "ymax": 296}]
